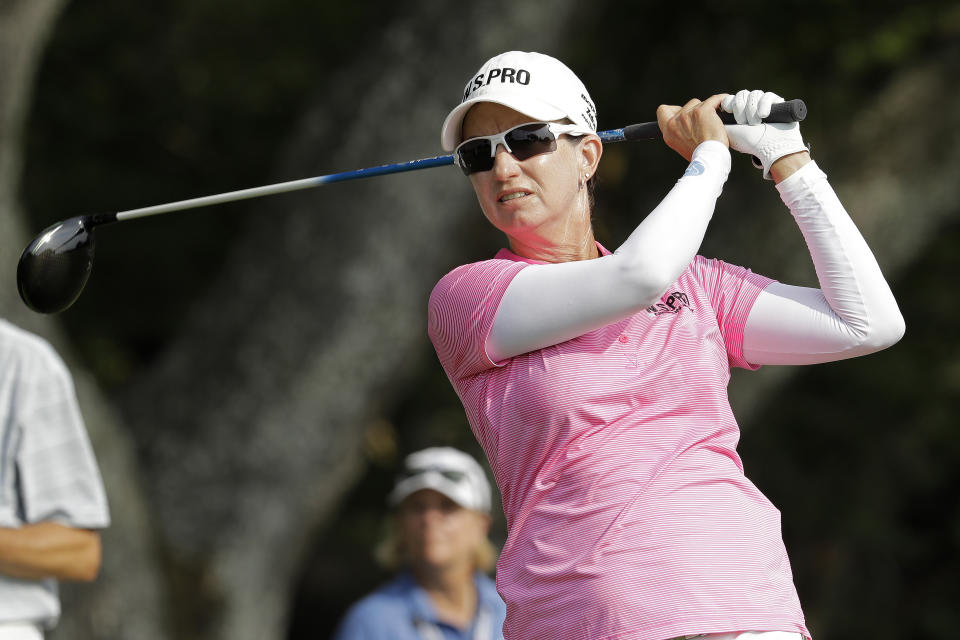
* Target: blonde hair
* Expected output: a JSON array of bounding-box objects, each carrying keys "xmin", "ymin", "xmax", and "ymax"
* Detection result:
[{"xmin": 374, "ymin": 517, "xmax": 499, "ymax": 574}]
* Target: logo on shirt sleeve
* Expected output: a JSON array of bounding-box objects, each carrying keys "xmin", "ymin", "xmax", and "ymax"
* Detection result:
[{"xmin": 683, "ymin": 161, "xmax": 705, "ymax": 177}]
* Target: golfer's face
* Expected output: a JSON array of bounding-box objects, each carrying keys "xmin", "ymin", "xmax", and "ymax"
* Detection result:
[
  {"xmin": 398, "ymin": 489, "xmax": 486, "ymax": 571},
  {"xmin": 461, "ymin": 103, "xmax": 583, "ymax": 246}
]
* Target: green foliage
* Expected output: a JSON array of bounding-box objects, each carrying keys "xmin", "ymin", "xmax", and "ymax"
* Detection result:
[
  {"xmin": 23, "ymin": 0, "xmax": 400, "ymax": 384},
  {"xmin": 566, "ymin": 0, "xmax": 957, "ymax": 245}
]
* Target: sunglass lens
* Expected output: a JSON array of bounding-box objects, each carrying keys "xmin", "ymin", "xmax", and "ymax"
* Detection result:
[
  {"xmin": 456, "ymin": 124, "xmax": 560, "ymax": 175},
  {"xmin": 401, "ymin": 467, "xmax": 467, "ymax": 483},
  {"xmin": 506, "ymin": 124, "xmax": 557, "ymax": 161},
  {"xmin": 440, "ymin": 470, "xmax": 466, "ymax": 482},
  {"xmin": 456, "ymin": 139, "xmax": 494, "ymax": 176}
]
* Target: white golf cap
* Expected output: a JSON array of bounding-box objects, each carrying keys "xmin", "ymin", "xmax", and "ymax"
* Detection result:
[
  {"xmin": 440, "ymin": 51, "xmax": 598, "ymax": 151},
  {"xmin": 389, "ymin": 447, "xmax": 492, "ymax": 513}
]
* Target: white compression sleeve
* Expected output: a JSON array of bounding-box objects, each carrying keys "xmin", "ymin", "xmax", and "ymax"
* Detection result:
[
  {"xmin": 487, "ymin": 141, "xmax": 731, "ymax": 362},
  {"xmin": 742, "ymin": 161, "xmax": 905, "ymax": 365}
]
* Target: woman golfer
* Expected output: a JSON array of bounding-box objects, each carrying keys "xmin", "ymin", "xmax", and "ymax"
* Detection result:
[{"xmin": 428, "ymin": 51, "xmax": 904, "ymax": 640}]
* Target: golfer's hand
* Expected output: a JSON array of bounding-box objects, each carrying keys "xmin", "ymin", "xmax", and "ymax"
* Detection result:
[
  {"xmin": 721, "ymin": 89, "xmax": 809, "ymax": 181},
  {"xmin": 657, "ymin": 94, "xmax": 729, "ymax": 162}
]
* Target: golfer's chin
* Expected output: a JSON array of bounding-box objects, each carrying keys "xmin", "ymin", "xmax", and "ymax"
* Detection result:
[
  {"xmin": 410, "ymin": 548, "xmax": 462, "ymax": 572},
  {"xmin": 482, "ymin": 201, "xmax": 552, "ymax": 240}
]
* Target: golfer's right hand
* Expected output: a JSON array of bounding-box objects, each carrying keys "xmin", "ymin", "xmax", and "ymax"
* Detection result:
[{"xmin": 657, "ymin": 94, "xmax": 730, "ymax": 162}]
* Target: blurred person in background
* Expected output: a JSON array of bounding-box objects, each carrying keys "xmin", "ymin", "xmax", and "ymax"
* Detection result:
[
  {"xmin": 0, "ymin": 319, "xmax": 110, "ymax": 640},
  {"xmin": 332, "ymin": 447, "xmax": 506, "ymax": 640}
]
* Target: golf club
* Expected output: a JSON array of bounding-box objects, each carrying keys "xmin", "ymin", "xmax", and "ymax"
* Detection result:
[{"xmin": 17, "ymin": 100, "xmax": 806, "ymax": 314}]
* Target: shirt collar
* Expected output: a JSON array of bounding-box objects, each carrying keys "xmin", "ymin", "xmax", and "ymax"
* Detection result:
[
  {"xmin": 402, "ymin": 570, "xmax": 498, "ymax": 625},
  {"xmin": 495, "ymin": 241, "xmax": 610, "ymax": 264},
  {"xmin": 401, "ymin": 572, "xmax": 437, "ymax": 624}
]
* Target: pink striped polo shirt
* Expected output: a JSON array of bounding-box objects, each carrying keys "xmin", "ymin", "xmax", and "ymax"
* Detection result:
[{"xmin": 428, "ymin": 245, "xmax": 811, "ymax": 640}]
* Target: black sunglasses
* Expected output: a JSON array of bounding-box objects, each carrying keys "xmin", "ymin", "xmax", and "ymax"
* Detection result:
[
  {"xmin": 454, "ymin": 121, "xmax": 593, "ymax": 176},
  {"xmin": 401, "ymin": 466, "xmax": 467, "ymax": 483}
]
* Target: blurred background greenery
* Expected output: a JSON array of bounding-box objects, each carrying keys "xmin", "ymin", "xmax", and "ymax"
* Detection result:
[{"xmin": 2, "ymin": 0, "xmax": 958, "ymax": 638}]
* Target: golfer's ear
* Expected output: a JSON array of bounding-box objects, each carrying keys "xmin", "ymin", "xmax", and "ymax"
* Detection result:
[{"xmin": 580, "ymin": 135, "xmax": 602, "ymax": 177}]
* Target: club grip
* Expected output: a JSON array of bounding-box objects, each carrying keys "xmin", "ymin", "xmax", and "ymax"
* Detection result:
[
  {"xmin": 718, "ymin": 98, "xmax": 806, "ymax": 125},
  {"xmin": 622, "ymin": 122, "xmax": 662, "ymax": 140},
  {"xmin": 621, "ymin": 99, "xmax": 807, "ymax": 141}
]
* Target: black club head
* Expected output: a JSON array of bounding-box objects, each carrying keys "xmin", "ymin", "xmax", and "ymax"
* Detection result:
[{"xmin": 17, "ymin": 216, "xmax": 96, "ymax": 314}]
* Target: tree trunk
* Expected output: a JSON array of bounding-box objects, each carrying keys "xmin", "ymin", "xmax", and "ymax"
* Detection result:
[
  {"xmin": 1, "ymin": 1, "xmax": 169, "ymax": 638},
  {"xmin": 0, "ymin": 0, "xmax": 66, "ymax": 325},
  {"xmin": 117, "ymin": 1, "xmax": 588, "ymax": 638}
]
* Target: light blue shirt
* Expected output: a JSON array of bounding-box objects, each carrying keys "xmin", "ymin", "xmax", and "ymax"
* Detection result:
[
  {"xmin": 332, "ymin": 571, "xmax": 506, "ymax": 640},
  {"xmin": 0, "ymin": 320, "xmax": 110, "ymax": 629}
]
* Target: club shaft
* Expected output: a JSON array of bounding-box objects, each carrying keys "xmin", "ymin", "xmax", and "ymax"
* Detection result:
[
  {"xmin": 115, "ymin": 154, "xmax": 456, "ymax": 221},
  {"xmin": 113, "ymin": 125, "xmax": 640, "ymax": 222},
  {"xmin": 112, "ymin": 99, "xmax": 806, "ymax": 223}
]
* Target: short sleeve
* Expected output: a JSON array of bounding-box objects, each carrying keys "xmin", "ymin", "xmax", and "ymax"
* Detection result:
[
  {"xmin": 689, "ymin": 256, "xmax": 776, "ymax": 370},
  {"xmin": 428, "ymin": 259, "xmax": 527, "ymax": 380},
  {"xmin": 14, "ymin": 340, "xmax": 110, "ymax": 529},
  {"xmin": 330, "ymin": 601, "xmax": 378, "ymax": 640},
  {"xmin": 329, "ymin": 583, "xmax": 415, "ymax": 640}
]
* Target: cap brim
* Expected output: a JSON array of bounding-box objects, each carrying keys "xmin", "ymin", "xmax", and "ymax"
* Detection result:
[
  {"xmin": 389, "ymin": 474, "xmax": 476, "ymax": 510},
  {"xmin": 440, "ymin": 93, "xmax": 568, "ymax": 151}
]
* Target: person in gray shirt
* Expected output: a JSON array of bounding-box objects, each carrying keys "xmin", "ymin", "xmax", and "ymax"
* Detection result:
[{"xmin": 0, "ymin": 320, "xmax": 110, "ymax": 639}]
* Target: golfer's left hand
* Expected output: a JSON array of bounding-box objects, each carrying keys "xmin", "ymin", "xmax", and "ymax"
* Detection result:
[{"xmin": 722, "ymin": 89, "xmax": 808, "ymax": 180}]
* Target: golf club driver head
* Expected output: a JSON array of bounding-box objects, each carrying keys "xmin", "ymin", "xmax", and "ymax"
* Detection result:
[{"xmin": 17, "ymin": 216, "xmax": 96, "ymax": 314}]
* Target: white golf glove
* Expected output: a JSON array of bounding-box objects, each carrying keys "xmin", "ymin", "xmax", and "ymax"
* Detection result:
[{"xmin": 721, "ymin": 89, "xmax": 807, "ymax": 180}]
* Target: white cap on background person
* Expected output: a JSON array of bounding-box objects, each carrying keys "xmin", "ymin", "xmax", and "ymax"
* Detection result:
[
  {"xmin": 440, "ymin": 50, "xmax": 598, "ymax": 151},
  {"xmin": 389, "ymin": 447, "xmax": 492, "ymax": 513}
]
